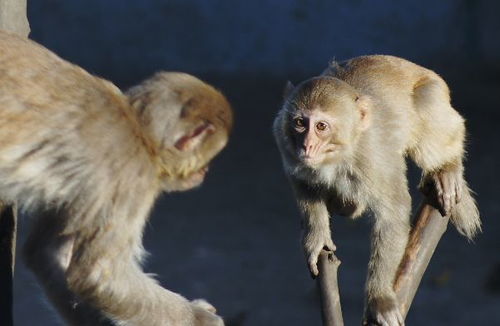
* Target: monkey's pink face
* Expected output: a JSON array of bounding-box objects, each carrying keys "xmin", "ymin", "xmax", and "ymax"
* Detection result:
[
  {"xmin": 160, "ymin": 103, "xmax": 232, "ymax": 192},
  {"xmin": 289, "ymin": 110, "xmax": 346, "ymax": 166}
]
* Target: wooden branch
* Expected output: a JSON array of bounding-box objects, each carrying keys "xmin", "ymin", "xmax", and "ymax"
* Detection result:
[
  {"xmin": 317, "ymin": 249, "xmax": 344, "ymax": 326},
  {"xmin": 0, "ymin": 201, "xmax": 17, "ymax": 326},
  {"xmin": 0, "ymin": 0, "xmax": 30, "ymax": 36},
  {"xmin": 394, "ymin": 200, "xmax": 449, "ymax": 318}
]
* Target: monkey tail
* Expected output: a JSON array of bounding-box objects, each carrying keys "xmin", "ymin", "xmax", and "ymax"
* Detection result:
[{"xmin": 450, "ymin": 180, "xmax": 481, "ymax": 240}]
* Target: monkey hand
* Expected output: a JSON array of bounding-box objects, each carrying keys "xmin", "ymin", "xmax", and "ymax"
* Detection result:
[
  {"xmin": 364, "ymin": 296, "xmax": 404, "ymax": 326},
  {"xmin": 302, "ymin": 228, "xmax": 336, "ymax": 278},
  {"xmin": 191, "ymin": 299, "xmax": 225, "ymax": 326}
]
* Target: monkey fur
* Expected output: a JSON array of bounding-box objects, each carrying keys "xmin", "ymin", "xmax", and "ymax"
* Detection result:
[
  {"xmin": 0, "ymin": 30, "xmax": 232, "ymax": 326},
  {"xmin": 273, "ymin": 55, "xmax": 480, "ymax": 326}
]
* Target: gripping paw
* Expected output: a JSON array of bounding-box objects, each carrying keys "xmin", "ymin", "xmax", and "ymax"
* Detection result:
[
  {"xmin": 303, "ymin": 228, "xmax": 336, "ymax": 278},
  {"xmin": 364, "ymin": 296, "xmax": 404, "ymax": 326},
  {"xmin": 429, "ymin": 168, "xmax": 463, "ymax": 217},
  {"xmin": 191, "ymin": 299, "xmax": 224, "ymax": 326}
]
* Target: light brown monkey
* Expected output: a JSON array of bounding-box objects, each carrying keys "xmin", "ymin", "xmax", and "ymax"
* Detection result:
[
  {"xmin": 273, "ymin": 55, "xmax": 480, "ymax": 326},
  {"xmin": 0, "ymin": 30, "xmax": 232, "ymax": 326}
]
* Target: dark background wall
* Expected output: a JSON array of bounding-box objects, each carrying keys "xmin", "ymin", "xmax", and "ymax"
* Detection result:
[
  {"xmin": 27, "ymin": 0, "xmax": 500, "ymax": 79},
  {"xmin": 13, "ymin": 1, "xmax": 500, "ymax": 325}
]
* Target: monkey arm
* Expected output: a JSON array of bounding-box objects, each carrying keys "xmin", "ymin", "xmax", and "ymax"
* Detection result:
[
  {"xmin": 62, "ymin": 213, "xmax": 222, "ymax": 326},
  {"xmin": 290, "ymin": 179, "xmax": 336, "ymax": 277},
  {"xmin": 25, "ymin": 207, "xmax": 222, "ymax": 326}
]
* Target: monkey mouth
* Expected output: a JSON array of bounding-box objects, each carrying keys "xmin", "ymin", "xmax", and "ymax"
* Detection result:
[
  {"xmin": 298, "ymin": 147, "xmax": 339, "ymax": 165},
  {"xmin": 299, "ymin": 153, "xmax": 323, "ymax": 165}
]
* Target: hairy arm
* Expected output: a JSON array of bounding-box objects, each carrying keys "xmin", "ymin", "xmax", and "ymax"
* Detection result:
[{"xmin": 290, "ymin": 178, "xmax": 335, "ymax": 277}]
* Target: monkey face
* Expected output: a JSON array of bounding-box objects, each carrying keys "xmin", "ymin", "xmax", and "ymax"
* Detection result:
[
  {"xmin": 163, "ymin": 84, "xmax": 232, "ymax": 192},
  {"xmin": 282, "ymin": 77, "xmax": 371, "ymax": 167},
  {"xmin": 286, "ymin": 109, "xmax": 348, "ymax": 167},
  {"xmin": 164, "ymin": 115, "xmax": 230, "ymax": 192},
  {"xmin": 127, "ymin": 71, "xmax": 233, "ymax": 192}
]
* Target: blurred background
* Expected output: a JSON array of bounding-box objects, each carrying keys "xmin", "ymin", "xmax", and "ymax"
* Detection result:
[{"xmin": 13, "ymin": 0, "xmax": 500, "ymax": 325}]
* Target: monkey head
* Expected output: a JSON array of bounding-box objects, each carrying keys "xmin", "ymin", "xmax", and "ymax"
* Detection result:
[
  {"xmin": 279, "ymin": 77, "xmax": 371, "ymax": 167},
  {"xmin": 127, "ymin": 72, "xmax": 233, "ymax": 191}
]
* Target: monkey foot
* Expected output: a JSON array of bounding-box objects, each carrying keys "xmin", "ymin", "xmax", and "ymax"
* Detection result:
[
  {"xmin": 364, "ymin": 296, "xmax": 404, "ymax": 326},
  {"xmin": 430, "ymin": 169, "xmax": 463, "ymax": 217},
  {"xmin": 191, "ymin": 299, "xmax": 224, "ymax": 326}
]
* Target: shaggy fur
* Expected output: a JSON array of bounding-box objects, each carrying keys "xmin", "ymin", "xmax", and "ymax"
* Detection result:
[
  {"xmin": 0, "ymin": 30, "xmax": 232, "ymax": 326},
  {"xmin": 274, "ymin": 55, "xmax": 480, "ymax": 326}
]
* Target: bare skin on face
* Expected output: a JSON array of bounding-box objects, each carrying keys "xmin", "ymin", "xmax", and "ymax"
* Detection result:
[
  {"xmin": 274, "ymin": 55, "xmax": 480, "ymax": 326},
  {"xmin": 0, "ymin": 30, "xmax": 232, "ymax": 326},
  {"xmin": 293, "ymin": 110, "xmax": 340, "ymax": 165}
]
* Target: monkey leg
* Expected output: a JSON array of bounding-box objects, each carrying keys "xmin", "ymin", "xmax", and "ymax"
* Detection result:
[
  {"xmin": 409, "ymin": 78, "xmax": 467, "ymax": 217},
  {"xmin": 364, "ymin": 187, "xmax": 411, "ymax": 326},
  {"xmin": 24, "ymin": 213, "xmax": 113, "ymax": 325}
]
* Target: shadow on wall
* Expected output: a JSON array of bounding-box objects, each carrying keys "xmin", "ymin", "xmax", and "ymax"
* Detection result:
[{"xmin": 28, "ymin": 0, "xmax": 500, "ymax": 82}]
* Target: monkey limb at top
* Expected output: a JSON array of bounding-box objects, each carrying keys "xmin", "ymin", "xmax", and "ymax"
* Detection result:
[
  {"xmin": 0, "ymin": 30, "xmax": 232, "ymax": 326},
  {"xmin": 273, "ymin": 55, "xmax": 480, "ymax": 326}
]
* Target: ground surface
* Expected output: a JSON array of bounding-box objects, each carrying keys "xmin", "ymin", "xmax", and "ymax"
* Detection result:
[{"xmin": 13, "ymin": 75, "xmax": 500, "ymax": 325}]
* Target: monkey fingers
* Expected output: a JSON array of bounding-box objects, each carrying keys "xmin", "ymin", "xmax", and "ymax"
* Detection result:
[
  {"xmin": 191, "ymin": 299, "xmax": 224, "ymax": 326},
  {"xmin": 432, "ymin": 169, "xmax": 462, "ymax": 217},
  {"xmin": 303, "ymin": 231, "xmax": 336, "ymax": 278}
]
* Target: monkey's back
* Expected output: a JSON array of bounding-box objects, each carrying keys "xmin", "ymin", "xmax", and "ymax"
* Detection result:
[
  {"xmin": 0, "ymin": 31, "xmax": 158, "ymax": 228},
  {"xmin": 324, "ymin": 55, "xmax": 457, "ymax": 155}
]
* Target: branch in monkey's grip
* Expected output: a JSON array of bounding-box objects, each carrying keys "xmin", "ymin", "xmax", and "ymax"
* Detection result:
[
  {"xmin": 393, "ymin": 200, "xmax": 450, "ymax": 319},
  {"xmin": 317, "ymin": 249, "xmax": 344, "ymax": 326}
]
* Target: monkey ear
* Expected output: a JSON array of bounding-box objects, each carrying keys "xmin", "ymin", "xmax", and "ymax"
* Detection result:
[
  {"xmin": 174, "ymin": 122, "xmax": 216, "ymax": 152},
  {"xmin": 355, "ymin": 95, "xmax": 372, "ymax": 131},
  {"xmin": 283, "ymin": 81, "xmax": 295, "ymax": 99}
]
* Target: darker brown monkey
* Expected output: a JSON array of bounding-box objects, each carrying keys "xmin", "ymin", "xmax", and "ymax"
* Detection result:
[
  {"xmin": 0, "ymin": 30, "xmax": 232, "ymax": 325},
  {"xmin": 273, "ymin": 55, "xmax": 480, "ymax": 326}
]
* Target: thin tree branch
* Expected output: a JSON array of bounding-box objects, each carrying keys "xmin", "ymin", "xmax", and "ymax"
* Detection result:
[
  {"xmin": 317, "ymin": 249, "xmax": 344, "ymax": 326},
  {"xmin": 394, "ymin": 200, "xmax": 449, "ymax": 319}
]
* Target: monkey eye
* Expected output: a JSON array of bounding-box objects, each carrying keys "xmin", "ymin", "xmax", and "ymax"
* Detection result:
[
  {"xmin": 316, "ymin": 122, "xmax": 328, "ymax": 131},
  {"xmin": 294, "ymin": 117, "xmax": 305, "ymax": 128}
]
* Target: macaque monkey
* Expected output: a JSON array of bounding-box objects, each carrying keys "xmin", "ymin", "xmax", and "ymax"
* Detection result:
[
  {"xmin": 273, "ymin": 55, "xmax": 480, "ymax": 326},
  {"xmin": 0, "ymin": 30, "xmax": 232, "ymax": 325}
]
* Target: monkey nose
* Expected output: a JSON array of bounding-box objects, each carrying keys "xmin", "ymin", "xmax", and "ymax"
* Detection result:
[
  {"xmin": 303, "ymin": 144, "xmax": 313, "ymax": 157},
  {"xmin": 302, "ymin": 141, "xmax": 317, "ymax": 158}
]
